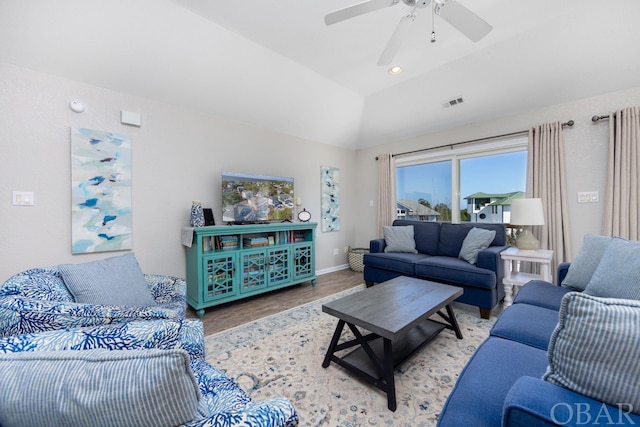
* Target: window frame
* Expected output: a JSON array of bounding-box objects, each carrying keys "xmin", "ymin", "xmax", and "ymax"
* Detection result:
[{"xmin": 395, "ymin": 136, "xmax": 528, "ymax": 223}]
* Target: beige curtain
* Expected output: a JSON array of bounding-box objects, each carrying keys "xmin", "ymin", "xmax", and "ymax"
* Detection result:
[
  {"xmin": 602, "ymin": 106, "xmax": 640, "ymax": 240},
  {"xmin": 527, "ymin": 122, "xmax": 572, "ymax": 279},
  {"xmin": 376, "ymin": 154, "xmax": 396, "ymax": 238}
]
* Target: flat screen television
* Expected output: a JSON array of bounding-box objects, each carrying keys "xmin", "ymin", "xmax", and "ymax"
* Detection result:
[{"xmin": 222, "ymin": 171, "xmax": 294, "ymax": 223}]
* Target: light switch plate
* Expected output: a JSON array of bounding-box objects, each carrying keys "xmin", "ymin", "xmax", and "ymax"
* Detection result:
[
  {"xmin": 12, "ymin": 191, "xmax": 34, "ymax": 206},
  {"xmin": 577, "ymin": 191, "xmax": 599, "ymax": 203}
]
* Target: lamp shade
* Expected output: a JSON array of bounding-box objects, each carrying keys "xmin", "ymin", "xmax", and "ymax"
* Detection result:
[{"xmin": 510, "ymin": 198, "xmax": 545, "ymax": 226}]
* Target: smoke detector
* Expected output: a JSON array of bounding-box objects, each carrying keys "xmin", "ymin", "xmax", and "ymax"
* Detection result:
[{"xmin": 442, "ymin": 96, "xmax": 464, "ymax": 109}]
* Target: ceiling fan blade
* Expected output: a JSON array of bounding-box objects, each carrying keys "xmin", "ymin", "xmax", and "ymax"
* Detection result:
[
  {"xmin": 325, "ymin": 0, "xmax": 399, "ymax": 26},
  {"xmin": 437, "ymin": 1, "xmax": 492, "ymax": 42},
  {"xmin": 377, "ymin": 14, "xmax": 415, "ymax": 66}
]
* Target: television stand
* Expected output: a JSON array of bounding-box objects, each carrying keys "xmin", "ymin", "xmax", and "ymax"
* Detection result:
[{"xmin": 184, "ymin": 222, "xmax": 317, "ymax": 317}]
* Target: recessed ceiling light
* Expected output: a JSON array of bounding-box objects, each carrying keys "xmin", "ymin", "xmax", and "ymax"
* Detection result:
[{"xmin": 388, "ymin": 66, "xmax": 404, "ymax": 75}]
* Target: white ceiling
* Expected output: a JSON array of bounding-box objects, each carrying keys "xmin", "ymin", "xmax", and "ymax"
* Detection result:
[{"xmin": 1, "ymin": 0, "xmax": 639, "ymax": 150}]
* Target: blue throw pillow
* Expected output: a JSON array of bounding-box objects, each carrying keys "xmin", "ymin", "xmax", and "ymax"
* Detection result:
[
  {"xmin": 382, "ymin": 225, "xmax": 418, "ymax": 253},
  {"xmin": 0, "ymin": 348, "xmax": 201, "ymax": 427},
  {"xmin": 458, "ymin": 227, "xmax": 496, "ymax": 264},
  {"xmin": 59, "ymin": 253, "xmax": 156, "ymax": 307},
  {"xmin": 561, "ymin": 234, "xmax": 611, "ymax": 290},
  {"xmin": 543, "ymin": 292, "xmax": 640, "ymax": 415},
  {"xmin": 583, "ymin": 237, "xmax": 640, "ymax": 300}
]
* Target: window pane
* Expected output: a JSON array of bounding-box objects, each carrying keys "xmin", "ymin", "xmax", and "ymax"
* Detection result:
[
  {"xmin": 396, "ymin": 160, "xmax": 452, "ymax": 222},
  {"xmin": 460, "ymin": 151, "xmax": 526, "ymax": 223}
]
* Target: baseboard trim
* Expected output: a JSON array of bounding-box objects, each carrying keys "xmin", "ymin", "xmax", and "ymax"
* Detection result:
[{"xmin": 316, "ymin": 264, "xmax": 350, "ymax": 276}]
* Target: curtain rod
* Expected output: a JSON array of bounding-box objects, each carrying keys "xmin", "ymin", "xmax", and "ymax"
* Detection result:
[
  {"xmin": 376, "ymin": 120, "xmax": 574, "ymax": 160},
  {"xmin": 591, "ymin": 114, "xmax": 610, "ymax": 123}
]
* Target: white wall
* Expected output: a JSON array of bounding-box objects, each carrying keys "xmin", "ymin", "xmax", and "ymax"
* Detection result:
[
  {"xmin": 0, "ymin": 63, "xmax": 356, "ymax": 282},
  {"xmin": 354, "ymin": 86, "xmax": 640, "ymax": 260}
]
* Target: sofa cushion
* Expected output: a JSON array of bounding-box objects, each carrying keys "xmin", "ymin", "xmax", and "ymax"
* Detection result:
[
  {"xmin": 490, "ymin": 303, "xmax": 559, "ymax": 350},
  {"xmin": 363, "ymin": 252, "xmax": 428, "ymax": 276},
  {"xmin": 393, "ymin": 220, "xmax": 441, "ymax": 255},
  {"xmin": 0, "ymin": 348, "xmax": 200, "ymax": 427},
  {"xmin": 382, "ymin": 225, "xmax": 418, "ymax": 253},
  {"xmin": 438, "ymin": 223, "xmax": 503, "ymax": 257},
  {"xmin": 583, "ymin": 237, "xmax": 640, "ymax": 300},
  {"xmin": 437, "ymin": 337, "xmax": 549, "ymax": 427},
  {"xmin": 513, "ymin": 280, "xmax": 574, "ymax": 311},
  {"xmin": 59, "ymin": 253, "xmax": 156, "ymax": 307},
  {"xmin": 561, "ymin": 234, "xmax": 611, "ymax": 291},
  {"xmin": 543, "ymin": 292, "xmax": 640, "ymax": 415},
  {"xmin": 415, "ymin": 256, "xmax": 495, "ymax": 289},
  {"xmin": 458, "ymin": 227, "xmax": 496, "ymax": 264}
]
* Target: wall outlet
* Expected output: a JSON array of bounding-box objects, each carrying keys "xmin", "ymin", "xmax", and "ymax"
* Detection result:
[
  {"xmin": 333, "ymin": 248, "xmax": 339, "ymax": 255},
  {"xmin": 343, "ymin": 246, "xmax": 349, "ymax": 254}
]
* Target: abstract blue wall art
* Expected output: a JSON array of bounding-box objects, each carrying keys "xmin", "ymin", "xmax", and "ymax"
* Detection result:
[
  {"xmin": 70, "ymin": 127, "xmax": 132, "ymax": 254},
  {"xmin": 321, "ymin": 166, "xmax": 340, "ymax": 232}
]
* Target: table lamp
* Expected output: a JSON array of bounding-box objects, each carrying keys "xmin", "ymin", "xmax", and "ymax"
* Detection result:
[{"xmin": 510, "ymin": 198, "xmax": 545, "ymax": 250}]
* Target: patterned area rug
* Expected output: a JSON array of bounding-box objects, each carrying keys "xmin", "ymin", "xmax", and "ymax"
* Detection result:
[{"xmin": 204, "ymin": 285, "xmax": 496, "ymax": 426}]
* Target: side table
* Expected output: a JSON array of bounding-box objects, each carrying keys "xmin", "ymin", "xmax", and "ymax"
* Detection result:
[{"xmin": 501, "ymin": 247, "xmax": 554, "ymax": 307}]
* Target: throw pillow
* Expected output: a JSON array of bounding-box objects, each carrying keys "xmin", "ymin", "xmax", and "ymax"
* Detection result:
[
  {"xmin": 458, "ymin": 227, "xmax": 496, "ymax": 264},
  {"xmin": 561, "ymin": 234, "xmax": 611, "ymax": 290},
  {"xmin": 0, "ymin": 348, "xmax": 201, "ymax": 427},
  {"xmin": 59, "ymin": 253, "xmax": 156, "ymax": 307},
  {"xmin": 543, "ymin": 292, "xmax": 640, "ymax": 415},
  {"xmin": 382, "ymin": 225, "xmax": 418, "ymax": 253},
  {"xmin": 583, "ymin": 237, "xmax": 640, "ymax": 300}
]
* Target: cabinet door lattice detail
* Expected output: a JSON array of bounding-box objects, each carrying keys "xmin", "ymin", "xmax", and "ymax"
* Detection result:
[
  {"xmin": 204, "ymin": 254, "xmax": 236, "ymax": 302},
  {"xmin": 241, "ymin": 251, "xmax": 267, "ymax": 293},
  {"xmin": 269, "ymin": 248, "xmax": 290, "ymax": 284},
  {"xmin": 293, "ymin": 244, "xmax": 313, "ymax": 279}
]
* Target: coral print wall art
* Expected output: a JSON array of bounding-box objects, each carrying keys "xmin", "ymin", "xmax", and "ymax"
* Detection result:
[
  {"xmin": 70, "ymin": 127, "xmax": 132, "ymax": 254},
  {"xmin": 321, "ymin": 166, "xmax": 340, "ymax": 232}
]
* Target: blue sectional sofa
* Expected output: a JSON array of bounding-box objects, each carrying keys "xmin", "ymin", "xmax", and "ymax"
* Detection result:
[
  {"xmin": 364, "ymin": 220, "xmax": 509, "ymax": 318},
  {"xmin": 437, "ymin": 263, "xmax": 640, "ymax": 426}
]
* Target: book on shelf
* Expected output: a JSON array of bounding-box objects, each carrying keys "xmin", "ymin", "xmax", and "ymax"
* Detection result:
[
  {"xmin": 214, "ymin": 235, "xmax": 238, "ymax": 250},
  {"xmin": 243, "ymin": 236, "xmax": 269, "ymax": 247}
]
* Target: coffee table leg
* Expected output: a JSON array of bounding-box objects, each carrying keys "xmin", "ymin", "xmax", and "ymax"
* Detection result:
[
  {"xmin": 436, "ymin": 304, "xmax": 463, "ymax": 339},
  {"xmin": 383, "ymin": 338, "xmax": 397, "ymax": 411},
  {"xmin": 322, "ymin": 319, "xmax": 345, "ymax": 368}
]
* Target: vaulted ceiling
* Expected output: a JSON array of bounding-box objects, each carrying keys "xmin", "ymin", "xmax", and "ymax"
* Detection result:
[{"xmin": 1, "ymin": 0, "xmax": 639, "ymax": 150}]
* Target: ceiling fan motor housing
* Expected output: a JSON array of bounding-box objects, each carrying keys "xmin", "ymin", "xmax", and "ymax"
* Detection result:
[{"xmin": 403, "ymin": 0, "xmax": 431, "ymax": 8}]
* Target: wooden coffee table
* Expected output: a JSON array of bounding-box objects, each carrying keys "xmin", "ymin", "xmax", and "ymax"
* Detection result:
[{"xmin": 321, "ymin": 276, "xmax": 463, "ymax": 411}]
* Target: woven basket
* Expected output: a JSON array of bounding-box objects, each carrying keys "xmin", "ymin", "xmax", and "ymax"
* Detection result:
[{"xmin": 348, "ymin": 247, "xmax": 369, "ymax": 272}]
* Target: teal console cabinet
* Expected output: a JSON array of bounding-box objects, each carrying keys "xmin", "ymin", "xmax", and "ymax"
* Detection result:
[{"xmin": 185, "ymin": 223, "xmax": 317, "ymax": 317}]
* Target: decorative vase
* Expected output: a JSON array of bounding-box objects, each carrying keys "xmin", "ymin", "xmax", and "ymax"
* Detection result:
[{"xmin": 190, "ymin": 200, "xmax": 205, "ymax": 227}]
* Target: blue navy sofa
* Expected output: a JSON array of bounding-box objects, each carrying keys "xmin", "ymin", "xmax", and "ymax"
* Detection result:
[
  {"xmin": 437, "ymin": 264, "xmax": 640, "ymax": 427},
  {"xmin": 364, "ymin": 220, "xmax": 509, "ymax": 319}
]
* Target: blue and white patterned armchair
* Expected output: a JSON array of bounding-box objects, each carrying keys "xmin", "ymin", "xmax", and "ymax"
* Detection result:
[
  {"xmin": 0, "ymin": 266, "xmax": 187, "ymax": 337},
  {"xmin": 0, "ymin": 318, "xmax": 298, "ymax": 427}
]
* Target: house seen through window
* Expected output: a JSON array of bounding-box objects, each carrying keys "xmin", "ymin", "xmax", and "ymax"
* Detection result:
[{"xmin": 395, "ymin": 137, "xmax": 527, "ymax": 224}]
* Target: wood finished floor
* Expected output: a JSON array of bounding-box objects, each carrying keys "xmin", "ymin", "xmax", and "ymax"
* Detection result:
[{"xmin": 187, "ymin": 268, "xmax": 364, "ymax": 336}]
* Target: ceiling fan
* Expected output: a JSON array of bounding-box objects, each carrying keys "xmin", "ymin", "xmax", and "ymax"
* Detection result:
[{"xmin": 324, "ymin": 0, "xmax": 492, "ymax": 66}]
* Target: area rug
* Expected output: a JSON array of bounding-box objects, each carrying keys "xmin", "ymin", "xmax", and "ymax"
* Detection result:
[{"xmin": 204, "ymin": 285, "xmax": 496, "ymax": 426}]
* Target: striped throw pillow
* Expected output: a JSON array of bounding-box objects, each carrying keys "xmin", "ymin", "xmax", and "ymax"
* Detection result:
[
  {"xmin": 543, "ymin": 292, "xmax": 640, "ymax": 415},
  {"xmin": 0, "ymin": 348, "xmax": 200, "ymax": 427}
]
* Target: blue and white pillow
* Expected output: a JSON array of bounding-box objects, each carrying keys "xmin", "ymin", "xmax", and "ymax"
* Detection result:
[
  {"xmin": 59, "ymin": 253, "xmax": 156, "ymax": 307},
  {"xmin": 583, "ymin": 237, "xmax": 640, "ymax": 300},
  {"xmin": 561, "ymin": 234, "xmax": 611, "ymax": 290},
  {"xmin": 543, "ymin": 292, "xmax": 640, "ymax": 415},
  {"xmin": 0, "ymin": 348, "xmax": 200, "ymax": 427}
]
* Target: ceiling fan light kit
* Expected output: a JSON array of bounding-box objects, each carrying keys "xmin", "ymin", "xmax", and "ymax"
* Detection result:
[{"xmin": 325, "ymin": 0, "xmax": 492, "ymax": 66}]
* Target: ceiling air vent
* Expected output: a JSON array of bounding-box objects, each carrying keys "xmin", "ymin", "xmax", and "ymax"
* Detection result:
[{"xmin": 442, "ymin": 96, "xmax": 464, "ymax": 109}]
